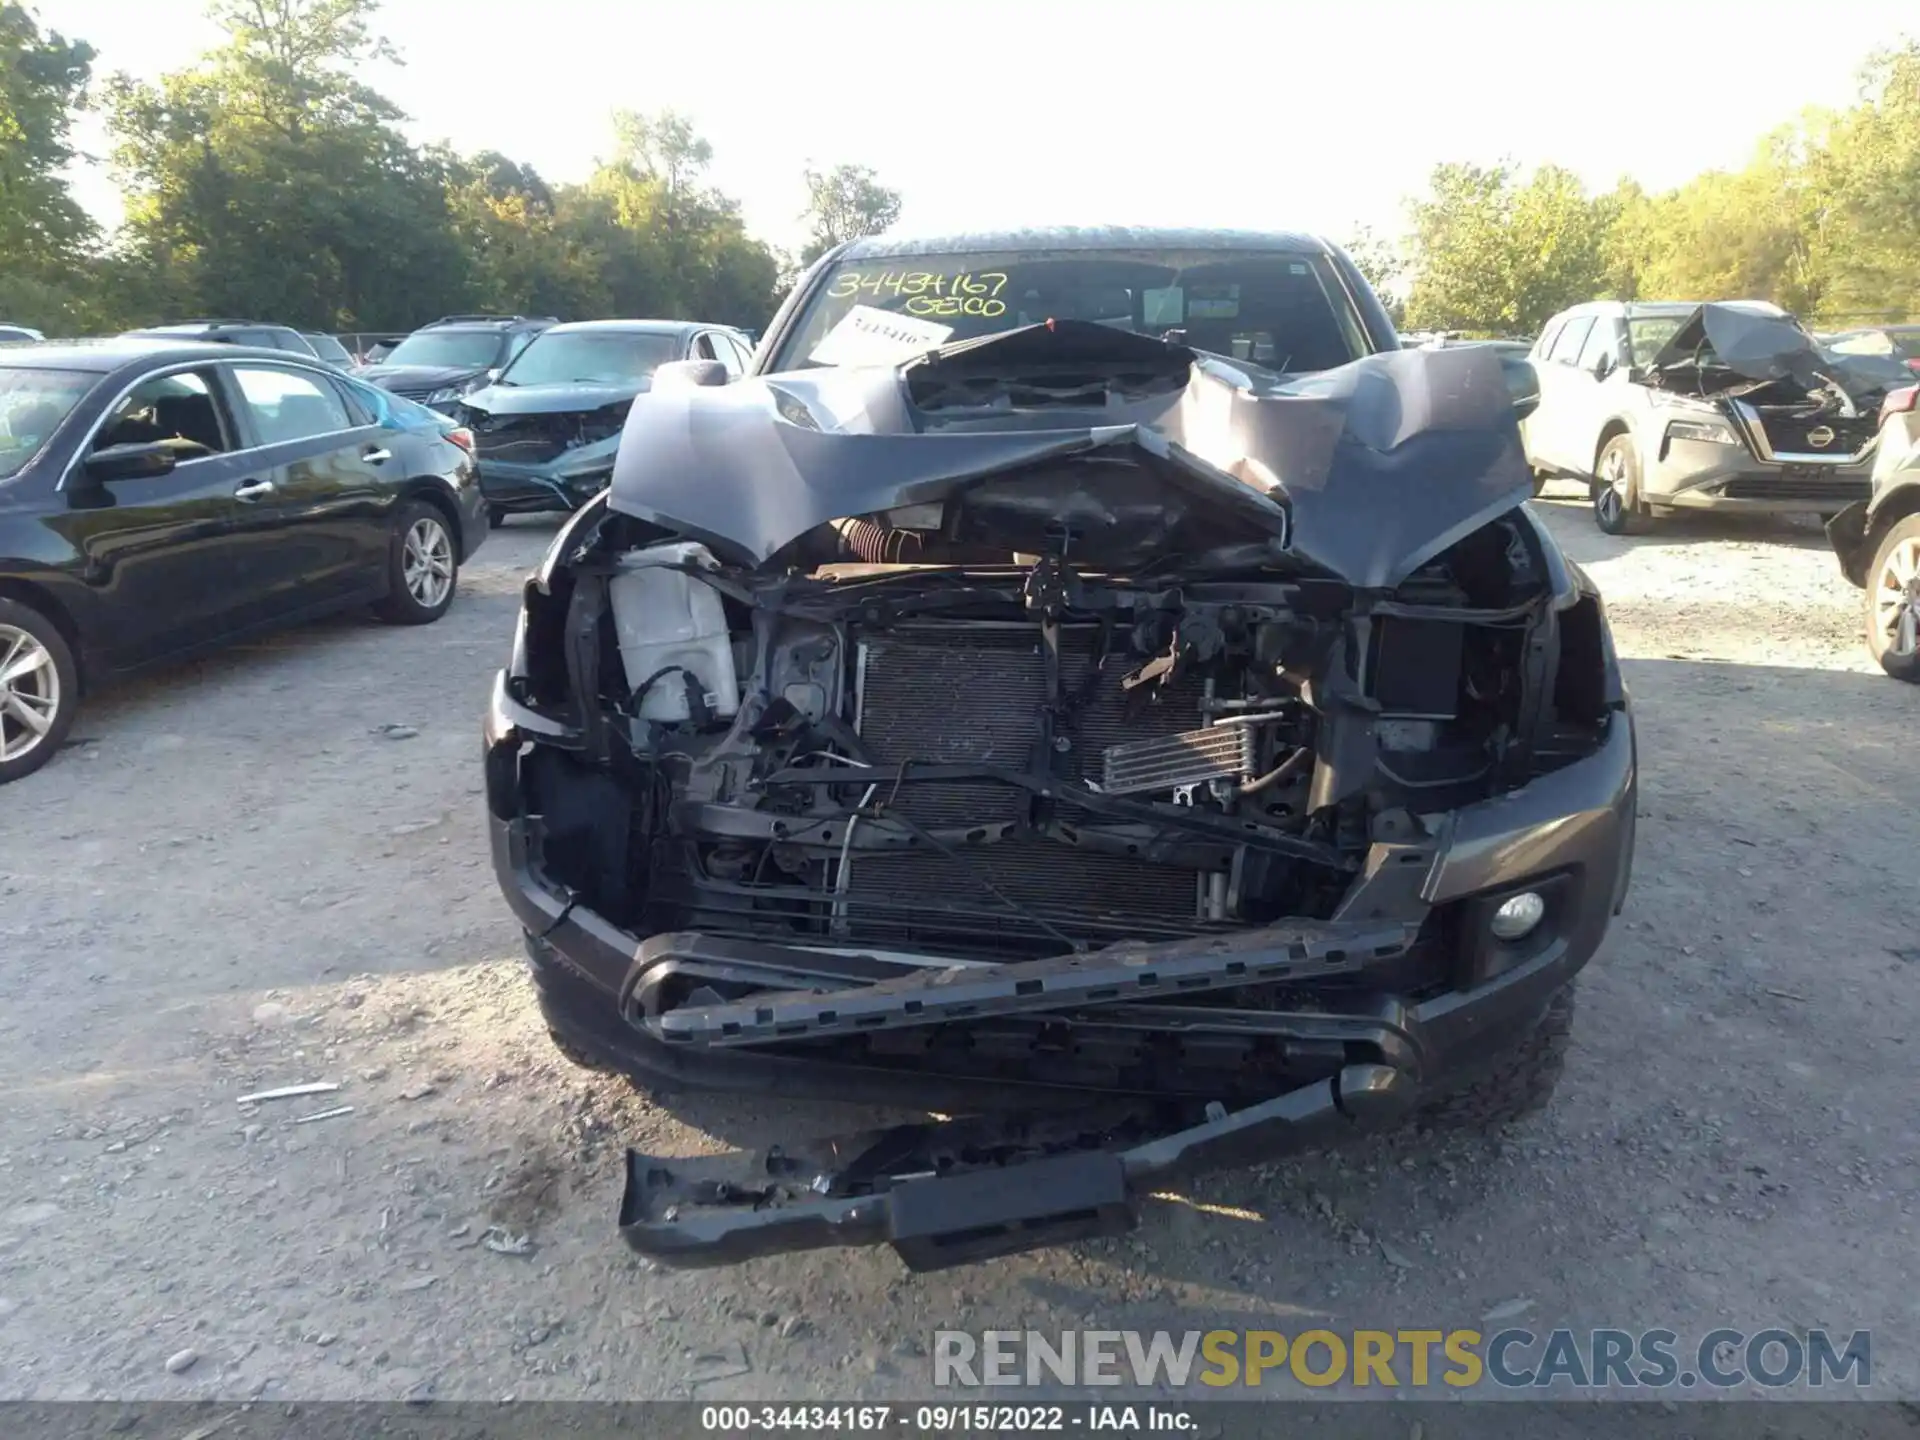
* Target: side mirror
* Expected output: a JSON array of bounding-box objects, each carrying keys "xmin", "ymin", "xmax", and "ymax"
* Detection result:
[
  {"xmin": 1500, "ymin": 355, "xmax": 1541, "ymax": 423},
  {"xmin": 85, "ymin": 441, "xmax": 180, "ymax": 482},
  {"xmin": 653, "ymin": 359, "xmax": 730, "ymax": 391},
  {"xmin": 1591, "ymin": 352, "xmax": 1615, "ymax": 380}
]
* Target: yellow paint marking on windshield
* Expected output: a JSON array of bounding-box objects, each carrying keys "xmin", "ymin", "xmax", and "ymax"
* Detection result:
[
  {"xmin": 905, "ymin": 294, "xmax": 1007, "ymax": 318},
  {"xmin": 826, "ymin": 270, "xmax": 1011, "ymax": 311}
]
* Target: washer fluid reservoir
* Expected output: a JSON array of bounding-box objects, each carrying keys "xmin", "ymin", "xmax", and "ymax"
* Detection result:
[{"xmin": 607, "ymin": 541, "xmax": 741, "ymax": 723}]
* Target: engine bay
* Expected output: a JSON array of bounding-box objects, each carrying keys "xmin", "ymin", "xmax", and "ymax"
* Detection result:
[{"xmin": 513, "ymin": 493, "xmax": 1610, "ymax": 975}]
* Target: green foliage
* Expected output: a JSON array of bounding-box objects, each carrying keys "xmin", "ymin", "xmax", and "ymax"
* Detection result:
[
  {"xmin": 104, "ymin": 0, "xmax": 471, "ymax": 328},
  {"xmin": 799, "ymin": 163, "xmax": 902, "ymax": 266},
  {"xmin": 67, "ymin": 1, "xmax": 799, "ymax": 332},
  {"xmin": 21, "ymin": 0, "xmax": 1920, "ymax": 345},
  {"xmin": 1399, "ymin": 40, "xmax": 1920, "ymax": 336},
  {"xmin": 1341, "ymin": 225, "xmax": 1400, "ymax": 297},
  {"xmin": 1804, "ymin": 44, "xmax": 1920, "ymax": 323},
  {"xmin": 0, "ymin": 2, "xmax": 99, "ymax": 328},
  {"xmin": 1403, "ymin": 163, "xmax": 1611, "ymax": 337}
]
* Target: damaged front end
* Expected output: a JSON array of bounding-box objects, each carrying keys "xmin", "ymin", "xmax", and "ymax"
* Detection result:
[
  {"xmin": 457, "ymin": 382, "xmax": 640, "ymax": 516},
  {"xmin": 484, "ymin": 326, "xmax": 1637, "ymax": 1270},
  {"xmin": 1646, "ymin": 303, "xmax": 1911, "ymax": 477}
]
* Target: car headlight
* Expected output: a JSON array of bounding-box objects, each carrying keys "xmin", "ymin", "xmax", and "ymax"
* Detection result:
[
  {"xmin": 1667, "ymin": 418, "xmax": 1738, "ymax": 445},
  {"xmin": 427, "ymin": 386, "xmax": 460, "ymax": 404}
]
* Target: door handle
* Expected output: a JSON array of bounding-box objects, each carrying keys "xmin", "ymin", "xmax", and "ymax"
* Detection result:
[
  {"xmin": 233, "ymin": 478, "xmax": 276, "ymax": 502},
  {"xmin": 363, "ymin": 447, "xmax": 392, "ymax": 464}
]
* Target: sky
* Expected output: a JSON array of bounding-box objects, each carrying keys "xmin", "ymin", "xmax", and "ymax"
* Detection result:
[{"xmin": 39, "ymin": 0, "xmax": 1920, "ymax": 256}]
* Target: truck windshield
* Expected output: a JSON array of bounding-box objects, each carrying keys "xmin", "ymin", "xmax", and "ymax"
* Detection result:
[{"xmin": 768, "ymin": 249, "xmax": 1373, "ymax": 375}]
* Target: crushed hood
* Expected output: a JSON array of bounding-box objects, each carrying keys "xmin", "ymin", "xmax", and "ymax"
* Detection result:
[
  {"xmin": 462, "ymin": 380, "xmax": 648, "ymax": 417},
  {"xmin": 1648, "ymin": 304, "xmax": 1911, "ymax": 400},
  {"xmin": 607, "ymin": 322, "xmax": 1535, "ymax": 590}
]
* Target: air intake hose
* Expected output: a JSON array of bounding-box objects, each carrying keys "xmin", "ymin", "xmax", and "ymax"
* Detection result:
[{"xmin": 832, "ymin": 517, "xmax": 924, "ymax": 564}]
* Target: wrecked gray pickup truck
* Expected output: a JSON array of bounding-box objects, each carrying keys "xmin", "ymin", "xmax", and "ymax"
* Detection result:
[{"xmin": 483, "ymin": 229, "xmax": 1637, "ymax": 1271}]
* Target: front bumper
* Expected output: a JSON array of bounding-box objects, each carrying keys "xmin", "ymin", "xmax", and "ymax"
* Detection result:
[
  {"xmin": 484, "ymin": 673, "xmax": 1637, "ymax": 1268},
  {"xmin": 477, "ymin": 460, "xmax": 613, "ymax": 516},
  {"xmin": 1645, "ymin": 437, "xmax": 1872, "ymax": 512}
]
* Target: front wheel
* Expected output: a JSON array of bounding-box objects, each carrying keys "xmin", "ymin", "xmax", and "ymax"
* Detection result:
[
  {"xmin": 1591, "ymin": 436, "xmax": 1648, "ymax": 536},
  {"xmin": 0, "ymin": 598, "xmax": 81, "ymax": 785},
  {"xmin": 374, "ymin": 501, "xmax": 459, "ymax": 625},
  {"xmin": 1866, "ymin": 513, "xmax": 1920, "ymax": 683},
  {"xmin": 1417, "ymin": 985, "xmax": 1575, "ymax": 1131}
]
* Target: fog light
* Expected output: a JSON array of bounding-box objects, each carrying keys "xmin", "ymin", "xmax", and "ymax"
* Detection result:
[{"xmin": 1489, "ymin": 891, "xmax": 1546, "ymax": 941}]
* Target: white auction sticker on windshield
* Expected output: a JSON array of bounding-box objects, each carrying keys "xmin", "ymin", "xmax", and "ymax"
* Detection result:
[{"xmin": 807, "ymin": 304, "xmax": 954, "ymax": 367}]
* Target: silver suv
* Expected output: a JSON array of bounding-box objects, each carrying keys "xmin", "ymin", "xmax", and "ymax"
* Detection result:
[{"xmin": 1524, "ymin": 300, "xmax": 1907, "ymax": 534}]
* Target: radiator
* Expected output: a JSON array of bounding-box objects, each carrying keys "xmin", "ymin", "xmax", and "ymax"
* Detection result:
[{"xmin": 843, "ymin": 624, "xmax": 1211, "ymax": 953}]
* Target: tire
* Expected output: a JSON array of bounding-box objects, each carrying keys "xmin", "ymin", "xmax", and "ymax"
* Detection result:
[
  {"xmin": 488, "ymin": 509, "xmax": 508, "ymax": 530},
  {"xmin": 1530, "ymin": 468, "xmax": 1550, "ymax": 498},
  {"xmin": 1416, "ymin": 985, "xmax": 1575, "ymax": 1132},
  {"xmin": 525, "ymin": 933, "xmax": 651, "ymax": 1084},
  {"xmin": 1590, "ymin": 435, "xmax": 1648, "ymax": 536},
  {"xmin": 0, "ymin": 598, "xmax": 81, "ymax": 786},
  {"xmin": 374, "ymin": 500, "xmax": 459, "ymax": 625},
  {"xmin": 1865, "ymin": 513, "xmax": 1920, "ymax": 683},
  {"xmin": 546, "ymin": 1023, "xmax": 619, "ymax": 1075}
]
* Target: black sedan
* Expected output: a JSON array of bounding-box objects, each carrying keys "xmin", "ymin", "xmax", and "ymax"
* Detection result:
[{"xmin": 0, "ymin": 339, "xmax": 488, "ymax": 783}]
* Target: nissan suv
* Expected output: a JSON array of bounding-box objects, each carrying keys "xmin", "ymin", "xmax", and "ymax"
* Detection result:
[
  {"xmin": 1525, "ymin": 300, "xmax": 1913, "ymax": 534},
  {"xmin": 355, "ymin": 314, "xmax": 557, "ymax": 413}
]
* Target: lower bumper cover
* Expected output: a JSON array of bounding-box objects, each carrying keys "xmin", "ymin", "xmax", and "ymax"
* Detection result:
[
  {"xmin": 478, "ymin": 459, "xmax": 613, "ymax": 515},
  {"xmin": 618, "ymin": 1062, "xmax": 1411, "ymax": 1272},
  {"xmin": 1648, "ymin": 442, "xmax": 1872, "ymax": 512}
]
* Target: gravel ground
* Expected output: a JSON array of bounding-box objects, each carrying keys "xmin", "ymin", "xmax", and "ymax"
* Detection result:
[{"xmin": 0, "ymin": 488, "xmax": 1915, "ymax": 1405}]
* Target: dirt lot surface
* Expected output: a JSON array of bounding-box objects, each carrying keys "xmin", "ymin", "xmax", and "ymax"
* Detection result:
[{"xmin": 1, "ymin": 489, "xmax": 1915, "ymax": 1405}]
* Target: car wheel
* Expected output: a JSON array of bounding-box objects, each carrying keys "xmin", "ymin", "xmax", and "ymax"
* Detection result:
[
  {"xmin": 488, "ymin": 509, "xmax": 507, "ymax": 530},
  {"xmin": 1415, "ymin": 984, "xmax": 1575, "ymax": 1132},
  {"xmin": 1590, "ymin": 435, "xmax": 1647, "ymax": 536},
  {"xmin": 374, "ymin": 501, "xmax": 459, "ymax": 625},
  {"xmin": 0, "ymin": 598, "xmax": 80, "ymax": 785},
  {"xmin": 1530, "ymin": 467, "xmax": 1550, "ymax": 498},
  {"xmin": 1866, "ymin": 513, "xmax": 1920, "ymax": 683}
]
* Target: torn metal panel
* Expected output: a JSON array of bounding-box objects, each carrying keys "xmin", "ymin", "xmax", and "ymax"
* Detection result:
[
  {"xmin": 607, "ymin": 321, "xmax": 1534, "ymax": 590},
  {"xmin": 1647, "ymin": 302, "xmax": 1913, "ymax": 401}
]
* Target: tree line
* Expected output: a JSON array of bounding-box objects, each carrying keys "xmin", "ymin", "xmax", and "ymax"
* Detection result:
[
  {"xmin": 1353, "ymin": 41, "xmax": 1920, "ymax": 340},
  {"xmin": 9, "ymin": 2, "xmax": 1917, "ymax": 344},
  {"xmin": 0, "ymin": 0, "xmax": 902, "ymax": 335}
]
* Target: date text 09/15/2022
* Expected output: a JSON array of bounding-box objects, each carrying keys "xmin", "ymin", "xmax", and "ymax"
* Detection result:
[{"xmin": 700, "ymin": 1406, "xmax": 1192, "ymax": 1433}]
